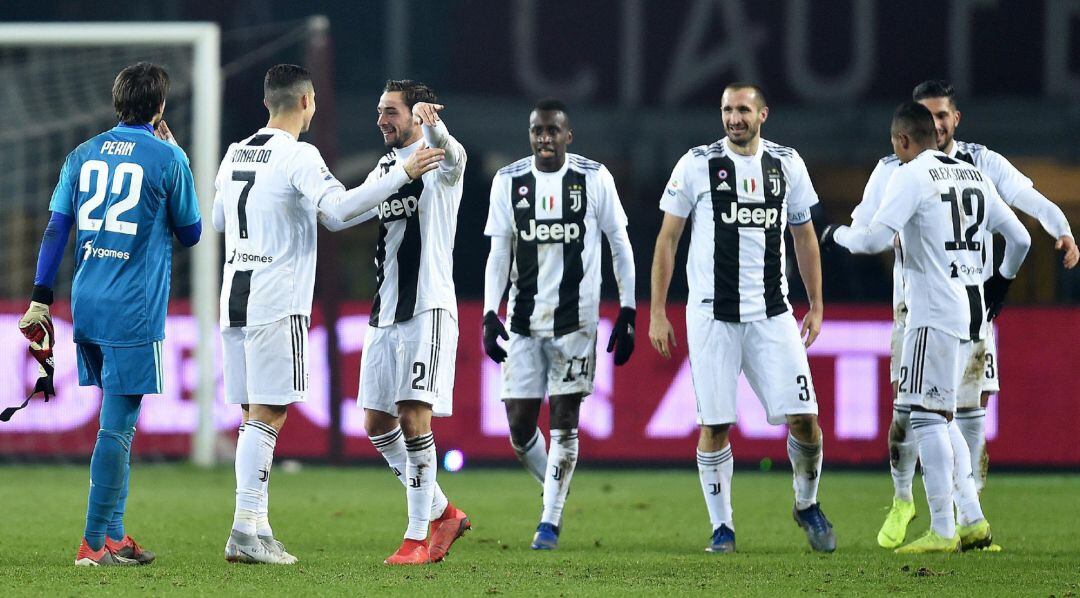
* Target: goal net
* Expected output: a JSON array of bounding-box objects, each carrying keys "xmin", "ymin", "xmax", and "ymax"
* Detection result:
[{"xmin": 0, "ymin": 24, "xmax": 221, "ymax": 464}]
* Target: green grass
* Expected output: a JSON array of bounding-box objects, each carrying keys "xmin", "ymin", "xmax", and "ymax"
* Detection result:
[{"xmin": 0, "ymin": 465, "xmax": 1077, "ymax": 596}]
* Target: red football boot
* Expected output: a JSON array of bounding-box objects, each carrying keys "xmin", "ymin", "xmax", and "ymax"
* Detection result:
[
  {"xmin": 74, "ymin": 538, "xmax": 136, "ymax": 567},
  {"xmin": 105, "ymin": 535, "xmax": 156, "ymax": 565},
  {"xmin": 384, "ymin": 538, "xmax": 430, "ymax": 565},
  {"xmin": 428, "ymin": 503, "xmax": 471, "ymax": 562}
]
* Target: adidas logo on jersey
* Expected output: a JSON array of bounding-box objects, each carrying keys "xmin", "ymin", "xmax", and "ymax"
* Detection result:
[
  {"xmin": 716, "ymin": 181, "xmax": 732, "ymax": 192},
  {"xmin": 377, "ymin": 195, "xmax": 419, "ymax": 222},
  {"xmin": 515, "ymin": 198, "xmax": 530, "ymax": 209},
  {"xmin": 519, "ymin": 220, "xmax": 582, "ymax": 244},
  {"xmin": 718, "ymin": 202, "xmax": 780, "ymax": 229}
]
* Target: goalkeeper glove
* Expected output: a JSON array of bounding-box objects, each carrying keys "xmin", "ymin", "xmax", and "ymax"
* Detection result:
[
  {"xmin": 5, "ymin": 300, "xmax": 56, "ymax": 422},
  {"xmin": 482, "ymin": 311, "xmax": 509, "ymax": 364},
  {"xmin": 983, "ymin": 272, "xmax": 1013, "ymax": 322},
  {"xmin": 606, "ymin": 307, "xmax": 636, "ymax": 366}
]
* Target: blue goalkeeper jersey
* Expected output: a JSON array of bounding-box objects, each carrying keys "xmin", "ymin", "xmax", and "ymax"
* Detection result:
[{"xmin": 49, "ymin": 123, "xmax": 201, "ymax": 347}]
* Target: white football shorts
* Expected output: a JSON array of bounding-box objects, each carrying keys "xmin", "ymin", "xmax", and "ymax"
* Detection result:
[
  {"xmin": 501, "ymin": 327, "xmax": 597, "ymax": 399},
  {"xmin": 221, "ymin": 314, "xmax": 309, "ymax": 406},
  {"xmin": 957, "ymin": 325, "xmax": 999, "ymax": 409},
  {"xmin": 359, "ymin": 308, "xmax": 457, "ymax": 417},
  {"xmin": 686, "ymin": 307, "xmax": 817, "ymax": 426},
  {"xmin": 896, "ymin": 326, "xmax": 975, "ymax": 413}
]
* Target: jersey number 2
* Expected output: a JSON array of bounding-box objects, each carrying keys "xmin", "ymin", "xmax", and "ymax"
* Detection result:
[{"xmin": 77, "ymin": 160, "xmax": 143, "ymax": 235}]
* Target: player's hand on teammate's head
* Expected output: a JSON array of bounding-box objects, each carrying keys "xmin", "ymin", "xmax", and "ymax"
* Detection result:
[
  {"xmin": 154, "ymin": 120, "xmax": 178, "ymax": 146},
  {"xmin": 606, "ymin": 307, "xmax": 636, "ymax": 366},
  {"xmin": 1056, "ymin": 235, "xmax": 1079, "ymax": 269},
  {"xmin": 482, "ymin": 311, "xmax": 509, "ymax": 363},
  {"xmin": 403, "ymin": 143, "xmax": 445, "ymax": 180},
  {"xmin": 411, "ymin": 102, "xmax": 444, "ymax": 127},
  {"xmin": 648, "ymin": 312, "xmax": 677, "ymax": 359},
  {"xmin": 800, "ymin": 304, "xmax": 823, "ymax": 348}
]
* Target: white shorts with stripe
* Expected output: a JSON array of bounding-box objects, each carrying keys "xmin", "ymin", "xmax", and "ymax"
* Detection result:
[
  {"xmin": 501, "ymin": 327, "xmax": 597, "ymax": 399},
  {"xmin": 957, "ymin": 325, "xmax": 999, "ymax": 409},
  {"xmin": 889, "ymin": 302, "xmax": 908, "ymax": 382},
  {"xmin": 221, "ymin": 315, "xmax": 309, "ymax": 406},
  {"xmin": 896, "ymin": 326, "xmax": 975, "ymax": 413},
  {"xmin": 686, "ymin": 307, "xmax": 817, "ymax": 426},
  {"xmin": 359, "ymin": 308, "xmax": 457, "ymax": 417}
]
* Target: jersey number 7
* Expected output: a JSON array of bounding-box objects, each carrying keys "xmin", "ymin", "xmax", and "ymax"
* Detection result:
[{"xmin": 232, "ymin": 171, "xmax": 257, "ymax": 239}]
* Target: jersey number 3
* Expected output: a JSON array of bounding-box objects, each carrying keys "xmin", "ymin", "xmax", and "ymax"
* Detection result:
[{"xmin": 77, "ymin": 160, "xmax": 144, "ymax": 235}]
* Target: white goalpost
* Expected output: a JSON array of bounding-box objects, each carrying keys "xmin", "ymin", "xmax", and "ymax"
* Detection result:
[{"xmin": 0, "ymin": 23, "xmax": 222, "ymax": 466}]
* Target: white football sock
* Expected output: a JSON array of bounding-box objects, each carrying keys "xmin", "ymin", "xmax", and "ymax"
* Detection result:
[
  {"xmin": 541, "ymin": 428, "xmax": 579, "ymax": 527},
  {"xmin": 911, "ymin": 411, "xmax": 955, "ymax": 538},
  {"xmin": 370, "ymin": 427, "xmax": 448, "ymax": 520},
  {"xmin": 696, "ymin": 446, "xmax": 734, "ymax": 531},
  {"xmin": 787, "ymin": 434, "xmax": 822, "ymax": 511},
  {"xmin": 949, "ymin": 420, "xmax": 985, "ymax": 526},
  {"xmin": 403, "ymin": 433, "xmax": 437, "ymax": 540},
  {"xmin": 955, "ymin": 407, "xmax": 987, "ymax": 493},
  {"xmin": 238, "ymin": 424, "xmax": 275, "ymax": 538},
  {"xmin": 890, "ymin": 407, "xmax": 917, "ymax": 502},
  {"xmin": 511, "ymin": 427, "xmax": 547, "ymax": 485},
  {"xmin": 234, "ymin": 420, "xmax": 277, "ymax": 537}
]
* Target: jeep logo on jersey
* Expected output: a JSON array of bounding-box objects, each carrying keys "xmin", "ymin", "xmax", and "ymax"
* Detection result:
[
  {"xmin": 519, "ymin": 220, "xmax": 582, "ymax": 243},
  {"xmin": 377, "ymin": 195, "xmax": 419, "ymax": 222},
  {"xmin": 718, "ymin": 202, "xmax": 780, "ymax": 229}
]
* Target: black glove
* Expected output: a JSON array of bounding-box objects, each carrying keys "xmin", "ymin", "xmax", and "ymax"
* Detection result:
[
  {"xmin": 482, "ymin": 310, "xmax": 509, "ymax": 363},
  {"xmin": 606, "ymin": 307, "xmax": 636, "ymax": 366},
  {"xmin": 983, "ymin": 272, "xmax": 1013, "ymax": 322},
  {"xmin": 819, "ymin": 224, "xmax": 840, "ymax": 252}
]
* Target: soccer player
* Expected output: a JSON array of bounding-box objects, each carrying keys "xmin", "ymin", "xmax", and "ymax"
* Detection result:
[
  {"xmin": 822, "ymin": 101, "xmax": 1031, "ymax": 552},
  {"xmin": 214, "ymin": 66, "xmax": 444, "ymax": 565},
  {"xmin": 481, "ymin": 99, "xmax": 637, "ymax": 550},
  {"xmin": 358, "ymin": 80, "xmax": 471, "ymax": 565},
  {"xmin": 851, "ymin": 81, "xmax": 1076, "ymax": 549},
  {"xmin": 17, "ymin": 63, "xmax": 201, "ymax": 566},
  {"xmin": 649, "ymin": 83, "xmax": 835, "ymax": 554}
]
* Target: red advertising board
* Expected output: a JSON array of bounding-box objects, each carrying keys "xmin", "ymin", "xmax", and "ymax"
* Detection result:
[{"xmin": 2, "ymin": 300, "xmax": 1077, "ymax": 466}]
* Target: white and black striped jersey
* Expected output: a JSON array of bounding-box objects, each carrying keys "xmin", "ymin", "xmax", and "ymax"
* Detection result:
[
  {"xmin": 484, "ymin": 154, "xmax": 630, "ymax": 336},
  {"xmin": 854, "ymin": 139, "xmax": 1072, "ymax": 309},
  {"xmin": 660, "ymin": 138, "xmax": 819, "ymax": 322},
  {"xmin": 367, "ymin": 122, "xmax": 467, "ymax": 327},
  {"xmin": 213, "ymin": 128, "xmax": 347, "ymax": 328},
  {"xmin": 870, "ymin": 150, "xmax": 1023, "ymax": 340}
]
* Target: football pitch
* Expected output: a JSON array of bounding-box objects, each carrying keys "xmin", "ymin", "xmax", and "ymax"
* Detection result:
[{"xmin": 1, "ymin": 464, "xmax": 1077, "ymax": 596}]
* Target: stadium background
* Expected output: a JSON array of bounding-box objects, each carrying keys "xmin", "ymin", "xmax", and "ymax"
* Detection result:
[{"xmin": 2, "ymin": 0, "xmax": 1079, "ymax": 467}]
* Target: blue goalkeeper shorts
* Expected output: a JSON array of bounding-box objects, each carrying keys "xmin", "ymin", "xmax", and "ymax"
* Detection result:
[{"xmin": 76, "ymin": 341, "xmax": 164, "ymax": 395}]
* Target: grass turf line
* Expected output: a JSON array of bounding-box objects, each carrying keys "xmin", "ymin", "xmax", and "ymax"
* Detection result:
[{"xmin": 0, "ymin": 465, "xmax": 1077, "ymax": 596}]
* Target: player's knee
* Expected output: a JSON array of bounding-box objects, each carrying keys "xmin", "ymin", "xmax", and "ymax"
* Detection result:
[
  {"xmin": 248, "ymin": 404, "xmax": 288, "ymax": 432},
  {"xmin": 786, "ymin": 414, "xmax": 819, "ymax": 441},
  {"xmin": 397, "ymin": 401, "xmax": 433, "ymax": 437},
  {"xmin": 549, "ymin": 394, "xmax": 583, "ymax": 430},
  {"xmin": 979, "ymin": 391, "xmax": 991, "ymax": 409},
  {"xmin": 699, "ymin": 424, "xmax": 731, "ymax": 450}
]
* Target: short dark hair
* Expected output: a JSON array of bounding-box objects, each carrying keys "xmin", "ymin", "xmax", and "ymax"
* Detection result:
[
  {"xmin": 912, "ymin": 79, "xmax": 957, "ymax": 107},
  {"xmin": 891, "ymin": 101, "xmax": 936, "ymax": 145},
  {"xmin": 112, "ymin": 62, "xmax": 169, "ymax": 124},
  {"xmin": 383, "ymin": 79, "xmax": 437, "ymax": 111},
  {"xmin": 264, "ymin": 64, "xmax": 313, "ymax": 114},
  {"xmin": 534, "ymin": 98, "xmax": 568, "ymax": 115},
  {"xmin": 723, "ymin": 82, "xmax": 767, "ymax": 107}
]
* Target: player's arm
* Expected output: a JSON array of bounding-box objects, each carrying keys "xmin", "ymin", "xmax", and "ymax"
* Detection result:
[
  {"xmin": 826, "ymin": 168, "xmax": 917, "ymax": 255},
  {"xmin": 317, "ymin": 169, "xmax": 380, "ymax": 231},
  {"xmin": 982, "ymin": 149, "xmax": 1076, "ymax": 267},
  {"xmin": 983, "ymin": 189, "xmax": 1032, "ymax": 319},
  {"xmin": 596, "ymin": 167, "xmax": 637, "ymax": 364},
  {"xmin": 481, "ymin": 174, "xmax": 512, "ymax": 363},
  {"xmin": 851, "ymin": 157, "xmax": 892, "ymax": 227},
  {"xmin": 790, "ymin": 221, "xmax": 823, "ymax": 347},
  {"xmin": 649, "ymin": 213, "xmax": 686, "ymax": 359},
  {"xmin": 165, "ymin": 153, "xmax": 202, "ymax": 247},
  {"xmin": 415, "ymin": 102, "xmax": 467, "ymax": 185}
]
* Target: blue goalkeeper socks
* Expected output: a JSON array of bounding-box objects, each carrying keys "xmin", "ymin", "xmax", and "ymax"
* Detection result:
[
  {"xmin": 84, "ymin": 393, "xmax": 142, "ymax": 550},
  {"xmin": 106, "ymin": 457, "xmax": 131, "ymax": 542}
]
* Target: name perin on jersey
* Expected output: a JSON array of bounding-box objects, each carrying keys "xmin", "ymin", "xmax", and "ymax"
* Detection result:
[{"xmin": 660, "ymin": 138, "xmax": 820, "ymax": 323}]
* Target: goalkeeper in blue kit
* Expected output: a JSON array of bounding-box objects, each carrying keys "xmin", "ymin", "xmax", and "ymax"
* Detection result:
[{"xmin": 17, "ymin": 63, "xmax": 201, "ymax": 566}]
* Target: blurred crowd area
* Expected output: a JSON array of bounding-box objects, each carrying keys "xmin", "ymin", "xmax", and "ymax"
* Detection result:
[{"xmin": 3, "ymin": 0, "xmax": 1080, "ymax": 305}]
